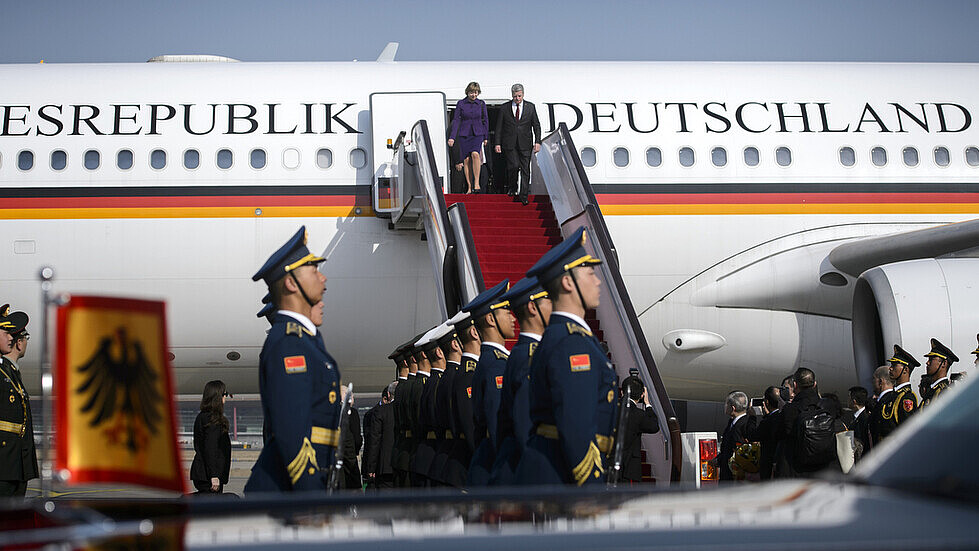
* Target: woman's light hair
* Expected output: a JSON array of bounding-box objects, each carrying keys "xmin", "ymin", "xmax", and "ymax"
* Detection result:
[{"xmin": 466, "ymin": 81, "xmax": 481, "ymax": 95}]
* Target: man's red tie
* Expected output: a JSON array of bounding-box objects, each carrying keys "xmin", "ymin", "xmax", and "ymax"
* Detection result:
[{"xmin": 515, "ymin": 104, "xmax": 520, "ymax": 121}]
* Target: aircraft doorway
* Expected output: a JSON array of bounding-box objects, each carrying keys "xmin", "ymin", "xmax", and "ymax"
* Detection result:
[{"xmin": 445, "ymin": 101, "xmax": 509, "ymax": 194}]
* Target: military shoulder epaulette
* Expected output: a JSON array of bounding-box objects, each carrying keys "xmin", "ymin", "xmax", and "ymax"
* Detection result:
[
  {"xmin": 493, "ymin": 349, "xmax": 509, "ymax": 360},
  {"xmin": 566, "ymin": 323, "xmax": 592, "ymax": 337},
  {"xmin": 285, "ymin": 322, "xmax": 314, "ymax": 338},
  {"xmin": 286, "ymin": 322, "xmax": 304, "ymax": 337},
  {"xmin": 465, "ymin": 360, "xmax": 476, "ymax": 372},
  {"xmin": 528, "ymin": 342, "xmax": 538, "ymax": 359}
]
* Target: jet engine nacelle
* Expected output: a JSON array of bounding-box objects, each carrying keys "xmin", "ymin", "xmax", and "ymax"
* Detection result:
[{"xmin": 852, "ymin": 258, "xmax": 979, "ymax": 391}]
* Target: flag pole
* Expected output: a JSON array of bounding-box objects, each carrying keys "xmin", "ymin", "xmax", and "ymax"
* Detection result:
[{"xmin": 37, "ymin": 266, "xmax": 64, "ymax": 498}]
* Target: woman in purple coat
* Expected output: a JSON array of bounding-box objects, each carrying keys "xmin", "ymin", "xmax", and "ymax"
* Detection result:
[{"xmin": 448, "ymin": 82, "xmax": 489, "ymax": 193}]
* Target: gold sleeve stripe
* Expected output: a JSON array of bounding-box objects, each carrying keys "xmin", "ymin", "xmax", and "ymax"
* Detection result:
[
  {"xmin": 571, "ymin": 442, "xmax": 604, "ymax": 486},
  {"xmin": 286, "ymin": 437, "xmax": 320, "ymax": 485},
  {"xmin": 0, "ymin": 420, "xmax": 25, "ymax": 435},
  {"xmin": 310, "ymin": 426, "xmax": 340, "ymax": 447}
]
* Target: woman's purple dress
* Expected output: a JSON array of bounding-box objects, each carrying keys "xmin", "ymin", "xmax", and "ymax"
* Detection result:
[{"xmin": 450, "ymin": 98, "xmax": 489, "ymax": 157}]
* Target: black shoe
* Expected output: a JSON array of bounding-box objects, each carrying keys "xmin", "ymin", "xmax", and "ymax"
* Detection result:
[{"xmin": 519, "ymin": 194, "xmax": 529, "ymax": 205}]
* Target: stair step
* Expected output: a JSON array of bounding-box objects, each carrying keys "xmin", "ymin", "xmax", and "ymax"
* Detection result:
[
  {"xmin": 470, "ymin": 227, "xmax": 562, "ymax": 237},
  {"xmin": 446, "ymin": 194, "xmax": 551, "ymax": 204},
  {"xmin": 475, "ymin": 244, "xmax": 554, "ymax": 256}
]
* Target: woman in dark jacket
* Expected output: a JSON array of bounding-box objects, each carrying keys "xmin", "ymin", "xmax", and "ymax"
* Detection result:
[
  {"xmin": 190, "ymin": 380, "xmax": 232, "ymax": 494},
  {"xmin": 447, "ymin": 81, "xmax": 489, "ymax": 194}
]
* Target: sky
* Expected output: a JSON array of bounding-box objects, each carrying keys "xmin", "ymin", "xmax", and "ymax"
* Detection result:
[{"xmin": 1, "ymin": 0, "xmax": 977, "ymax": 64}]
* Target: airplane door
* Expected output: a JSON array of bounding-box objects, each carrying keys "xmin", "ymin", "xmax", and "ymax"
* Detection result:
[{"xmin": 370, "ymin": 92, "xmax": 448, "ymax": 193}]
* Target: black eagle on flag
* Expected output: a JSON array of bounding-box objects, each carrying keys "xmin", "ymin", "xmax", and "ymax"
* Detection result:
[{"xmin": 75, "ymin": 327, "xmax": 163, "ymax": 453}]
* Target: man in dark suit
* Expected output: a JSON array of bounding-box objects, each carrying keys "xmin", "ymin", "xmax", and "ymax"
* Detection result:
[
  {"xmin": 618, "ymin": 376, "xmax": 659, "ymax": 484},
  {"xmin": 848, "ymin": 386, "xmax": 872, "ymax": 460},
  {"xmin": 340, "ymin": 387, "xmax": 362, "ymax": 490},
  {"xmin": 745, "ymin": 386, "xmax": 785, "ymax": 480},
  {"xmin": 718, "ymin": 391, "xmax": 749, "ymax": 481},
  {"xmin": 494, "ymin": 83, "xmax": 542, "ymax": 205},
  {"xmin": 365, "ymin": 382, "xmax": 396, "ymax": 489}
]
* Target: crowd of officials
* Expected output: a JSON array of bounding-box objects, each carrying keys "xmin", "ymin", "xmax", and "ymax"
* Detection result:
[
  {"xmin": 243, "ymin": 224, "xmax": 664, "ymax": 492},
  {"xmin": 718, "ymin": 339, "xmax": 977, "ymax": 481}
]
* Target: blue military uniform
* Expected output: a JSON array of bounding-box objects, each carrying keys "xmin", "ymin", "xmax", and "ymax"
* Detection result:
[
  {"xmin": 244, "ymin": 227, "xmax": 342, "ymax": 493},
  {"xmin": 490, "ymin": 277, "xmax": 548, "ymax": 485},
  {"xmin": 888, "ymin": 345, "xmax": 919, "ymax": 425},
  {"xmin": 515, "ymin": 228, "xmax": 618, "ymax": 486},
  {"xmin": 445, "ymin": 310, "xmax": 478, "ymax": 488},
  {"xmin": 463, "ymin": 280, "xmax": 511, "ymax": 487},
  {"xmin": 921, "ymin": 338, "xmax": 958, "ymax": 407},
  {"xmin": 0, "ymin": 308, "xmax": 38, "ymax": 496}
]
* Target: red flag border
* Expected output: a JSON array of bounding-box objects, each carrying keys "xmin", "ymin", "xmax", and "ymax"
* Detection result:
[{"xmin": 54, "ymin": 296, "xmax": 186, "ymax": 494}]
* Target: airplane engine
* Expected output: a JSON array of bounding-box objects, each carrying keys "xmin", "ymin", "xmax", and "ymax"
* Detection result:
[{"xmin": 852, "ymin": 258, "xmax": 979, "ymax": 390}]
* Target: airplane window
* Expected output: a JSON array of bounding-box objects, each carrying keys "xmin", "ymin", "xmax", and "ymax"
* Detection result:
[
  {"xmin": 965, "ymin": 146, "xmax": 979, "ymax": 167},
  {"xmin": 316, "ymin": 148, "xmax": 333, "ymax": 169},
  {"xmin": 217, "ymin": 148, "xmax": 233, "ymax": 169},
  {"xmin": 743, "ymin": 147, "xmax": 759, "ymax": 167},
  {"xmin": 934, "ymin": 146, "xmax": 950, "ymax": 167},
  {"xmin": 613, "ymin": 147, "xmax": 629, "ymax": 167},
  {"xmin": 839, "ymin": 147, "xmax": 855, "ymax": 167},
  {"xmin": 711, "ymin": 147, "xmax": 727, "ymax": 167},
  {"xmin": 679, "ymin": 147, "xmax": 695, "ymax": 167},
  {"xmin": 580, "ymin": 147, "xmax": 596, "ymax": 167},
  {"xmin": 117, "ymin": 150, "xmax": 134, "ymax": 170},
  {"xmin": 151, "ymin": 149, "xmax": 167, "ymax": 170},
  {"xmin": 645, "ymin": 147, "xmax": 661, "ymax": 167},
  {"xmin": 250, "ymin": 149, "xmax": 266, "ymax": 169},
  {"xmin": 871, "ymin": 147, "xmax": 887, "ymax": 167},
  {"xmin": 18, "ymin": 150, "xmax": 34, "ymax": 171},
  {"xmin": 184, "ymin": 149, "xmax": 200, "ymax": 170},
  {"xmin": 903, "ymin": 147, "xmax": 919, "ymax": 167},
  {"xmin": 775, "ymin": 147, "xmax": 792, "ymax": 167},
  {"xmin": 283, "ymin": 148, "xmax": 300, "ymax": 169},
  {"xmin": 51, "ymin": 150, "xmax": 67, "ymax": 171},
  {"xmin": 350, "ymin": 148, "xmax": 367, "ymax": 169},
  {"xmin": 84, "ymin": 150, "xmax": 100, "ymax": 170}
]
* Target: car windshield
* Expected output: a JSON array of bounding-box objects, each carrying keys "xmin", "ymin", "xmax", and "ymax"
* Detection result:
[{"xmin": 854, "ymin": 374, "xmax": 979, "ymax": 505}]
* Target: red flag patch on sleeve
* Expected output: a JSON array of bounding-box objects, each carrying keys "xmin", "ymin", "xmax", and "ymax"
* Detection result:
[
  {"xmin": 903, "ymin": 399, "xmax": 914, "ymax": 412},
  {"xmin": 495, "ymin": 375, "xmax": 504, "ymax": 389},
  {"xmin": 570, "ymin": 354, "xmax": 591, "ymax": 372},
  {"xmin": 284, "ymin": 355, "xmax": 307, "ymax": 374},
  {"xmin": 466, "ymin": 386, "xmax": 472, "ymax": 398}
]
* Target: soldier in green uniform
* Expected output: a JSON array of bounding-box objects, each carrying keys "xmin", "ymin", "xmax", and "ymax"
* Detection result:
[
  {"xmin": 869, "ymin": 365, "xmax": 897, "ymax": 445},
  {"xmin": 0, "ymin": 306, "xmax": 38, "ymax": 497},
  {"xmin": 887, "ymin": 345, "xmax": 919, "ymax": 426},
  {"xmin": 921, "ymin": 338, "xmax": 957, "ymax": 407}
]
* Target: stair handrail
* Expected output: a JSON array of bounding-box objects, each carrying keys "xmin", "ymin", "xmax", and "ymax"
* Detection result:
[{"xmin": 536, "ymin": 123, "xmax": 681, "ymax": 483}]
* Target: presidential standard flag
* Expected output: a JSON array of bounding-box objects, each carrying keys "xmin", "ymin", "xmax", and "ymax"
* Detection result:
[{"xmin": 55, "ymin": 296, "xmax": 185, "ymax": 493}]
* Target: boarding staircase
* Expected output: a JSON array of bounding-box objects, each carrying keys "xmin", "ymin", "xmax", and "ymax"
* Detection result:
[{"xmin": 372, "ymin": 120, "xmax": 680, "ymax": 485}]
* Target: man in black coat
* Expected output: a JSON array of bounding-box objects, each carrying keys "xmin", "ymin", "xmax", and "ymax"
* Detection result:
[
  {"xmin": 745, "ymin": 386, "xmax": 785, "ymax": 480},
  {"xmin": 778, "ymin": 367, "xmax": 824, "ymax": 477},
  {"xmin": 848, "ymin": 386, "xmax": 872, "ymax": 459},
  {"xmin": 494, "ymin": 83, "xmax": 542, "ymax": 205},
  {"xmin": 618, "ymin": 377, "xmax": 659, "ymax": 483},
  {"xmin": 365, "ymin": 383, "xmax": 396, "ymax": 489},
  {"xmin": 340, "ymin": 389, "xmax": 362, "ymax": 490},
  {"xmin": 718, "ymin": 391, "xmax": 750, "ymax": 481}
]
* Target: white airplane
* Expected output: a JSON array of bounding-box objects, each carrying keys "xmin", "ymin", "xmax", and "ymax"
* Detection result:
[{"xmin": 2, "ymin": 48, "xmax": 978, "ymax": 404}]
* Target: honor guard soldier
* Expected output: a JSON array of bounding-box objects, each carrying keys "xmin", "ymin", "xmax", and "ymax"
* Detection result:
[
  {"xmin": 516, "ymin": 227, "xmax": 618, "ymax": 486},
  {"xmin": 490, "ymin": 277, "xmax": 551, "ymax": 485},
  {"xmin": 389, "ymin": 337, "xmax": 418, "ymax": 488},
  {"xmin": 463, "ymin": 280, "xmax": 514, "ymax": 487},
  {"xmin": 887, "ymin": 345, "xmax": 919, "ymax": 425},
  {"xmin": 869, "ymin": 365, "xmax": 897, "ymax": 444},
  {"xmin": 921, "ymin": 338, "xmax": 957, "ymax": 407},
  {"xmin": 0, "ymin": 307, "xmax": 38, "ymax": 497},
  {"xmin": 412, "ymin": 325, "xmax": 450, "ymax": 486},
  {"xmin": 244, "ymin": 226, "xmax": 341, "ymax": 493},
  {"xmin": 445, "ymin": 310, "xmax": 480, "ymax": 488},
  {"xmin": 428, "ymin": 321, "xmax": 462, "ymax": 486},
  {"xmin": 408, "ymin": 330, "xmax": 436, "ymax": 486}
]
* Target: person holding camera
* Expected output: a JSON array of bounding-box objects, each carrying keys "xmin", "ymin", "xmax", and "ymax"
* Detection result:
[{"xmin": 617, "ymin": 376, "xmax": 659, "ymax": 484}]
